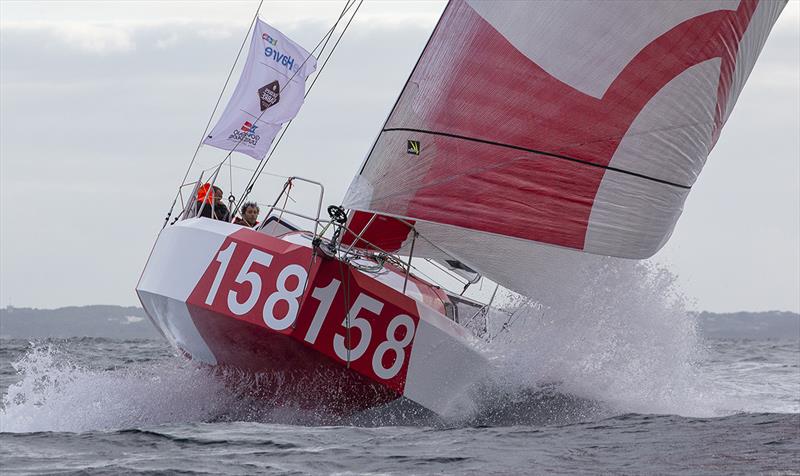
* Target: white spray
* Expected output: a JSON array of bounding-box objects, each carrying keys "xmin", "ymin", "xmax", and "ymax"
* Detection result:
[{"xmin": 481, "ymin": 256, "xmax": 727, "ymax": 417}]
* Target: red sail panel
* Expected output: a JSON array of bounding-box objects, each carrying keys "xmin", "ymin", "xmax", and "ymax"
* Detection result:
[
  {"xmin": 343, "ymin": 0, "xmax": 785, "ymax": 267},
  {"xmin": 340, "ymin": 211, "xmax": 414, "ymax": 252}
]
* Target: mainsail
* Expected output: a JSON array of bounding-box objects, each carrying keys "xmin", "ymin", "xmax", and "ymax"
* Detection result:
[
  {"xmin": 203, "ymin": 18, "xmax": 317, "ymax": 160},
  {"xmin": 342, "ymin": 0, "xmax": 786, "ymax": 295}
]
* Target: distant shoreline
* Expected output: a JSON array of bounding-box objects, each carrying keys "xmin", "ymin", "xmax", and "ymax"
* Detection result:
[{"xmin": 1, "ymin": 305, "xmax": 798, "ymax": 340}]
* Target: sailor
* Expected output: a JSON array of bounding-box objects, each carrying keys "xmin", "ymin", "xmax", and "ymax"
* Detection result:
[
  {"xmin": 195, "ymin": 184, "xmax": 231, "ymax": 222},
  {"xmin": 235, "ymin": 201, "xmax": 260, "ymax": 228}
]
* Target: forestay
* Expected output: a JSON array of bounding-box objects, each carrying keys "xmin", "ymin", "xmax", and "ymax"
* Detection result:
[{"xmin": 342, "ymin": 0, "xmax": 786, "ymax": 295}]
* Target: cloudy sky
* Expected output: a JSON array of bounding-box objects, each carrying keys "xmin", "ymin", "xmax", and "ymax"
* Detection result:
[{"xmin": 1, "ymin": 1, "xmax": 798, "ymax": 313}]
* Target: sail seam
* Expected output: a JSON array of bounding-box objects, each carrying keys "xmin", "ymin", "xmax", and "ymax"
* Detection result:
[{"xmin": 382, "ymin": 127, "xmax": 692, "ymax": 190}]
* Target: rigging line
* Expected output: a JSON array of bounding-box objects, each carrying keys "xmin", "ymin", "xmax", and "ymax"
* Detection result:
[
  {"xmin": 250, "ymin": 0, "xmax": 361, "ymax": 174},
  {"xmin": 229, "ymin": 155, "xmax": 233, "ymax": 201},
  {"xmin": 218, "ymin": 9, "xmax": 347, "ymax": 173},
  {"xmin": 167, "ymin": 1, "xmax": 264, "ymax": 207},
  {"xmin": 337, "ymin": 230, "xmax": 452, "ymax": 292},
  {"xmin": 230, "ymin": 0, "xmax": 358, "ymax": 216},
  {"xmin": 195, "ymin": 163, "xmax": 224, "ymax": 220},
  {"xmin": 198, "ymin": 159, "xmax": 289, "ymax": 175},
  {"xmin": 462, "ymin": 286, "xmax": 498, "ymax": 331},
  {"xmin": 223, "ymin": 2, "xmax": 357, "ymax": 215},
  {"xmin": 240, "ymin": 0, "xmax": 357, "ymax": 185},
  {"xmin": 233, "ymin": 0, "xmax": 363, "ymax": 217},
  {"xmin": 397, "ymin": 260, "xmax": 443, "ymax": 290},
  {"xmin": 339, "ymin": 210, "xmax": 476, "ymax": 291},
  {"xmin": 424, "ymin": 258, "xmax": 469, "ymax": 286},
  {"xmin": 304, "ymin": 0, "xmax": 362, "ymax": 98},
  {"xmin": 336, "ymin": 256, "xmax": 353, "ymax": 367},
  {"xmin": 382, "ymin": 127, "xmax": 692, "ymax": 190},
  {"xmin": 373, "ymin": 213, "xmax": 482, "ymax": 284},
  {"xmin": 204, "ymin": 0, "xmax": 351, "ymax": 183},
  {"xmin": 491, "ymin": 298, "xmax": 534, "ymax": 341},
  {"xmin": 338, "ymin": 237, "xmax": 456, "ymax": 295},
  {"xmin": 276, "ymin": 179, "xmax": 292, "ymax": 224},
  {"xmin": 306, "ymin": 0, "xmax": 356, "ymax": 91},
  {"xmin": 200, "ymin": 158, "xmax": 228, "ymax": 173},
  {"xmin": 356, "ymin": 0, "xmax": 451, "ymax": 176},
  {"xmin": 226, "ymin": 162, "xmax": 257, "ymax": 173}
]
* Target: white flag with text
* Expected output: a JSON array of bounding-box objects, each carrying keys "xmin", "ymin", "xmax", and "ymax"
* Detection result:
[{"xmin": 203, "ymin": 19, "xmax": 317, "ymax": 160}]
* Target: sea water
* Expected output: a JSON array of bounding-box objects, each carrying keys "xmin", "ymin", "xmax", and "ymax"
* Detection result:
[
  {"xmin": 1, "ymin": 260, "xmax": 798, "ymax": 474},
  {"xmin": 0, "ymin": 338, "xmax": 796, "ymax": 474}
]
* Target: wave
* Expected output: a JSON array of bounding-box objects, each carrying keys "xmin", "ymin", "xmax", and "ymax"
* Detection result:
[
  {"xmin": 1, "ymin": 260, "xmax": 796, "ymax": 433},
  {"xmin": 1, "ymin": 345, "xmax": 236, "ymax": 433},
  {"xmin": 472, "ymin": 258, "xmax": 731, "ymax": 418}
]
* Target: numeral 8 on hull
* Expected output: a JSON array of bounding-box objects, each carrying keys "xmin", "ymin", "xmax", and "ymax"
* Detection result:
[{"xmin": 205, "ymin": 243, "xmax": 417, "ymax": 380}]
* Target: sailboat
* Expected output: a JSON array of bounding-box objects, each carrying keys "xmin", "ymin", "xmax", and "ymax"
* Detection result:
[{"xmin": 136, "ymin": 0, "xmax": 788, "ymax": 416}]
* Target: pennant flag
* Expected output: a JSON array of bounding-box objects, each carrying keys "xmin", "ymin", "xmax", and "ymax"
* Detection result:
[{"xmin": 203, "ymin": 19, "xmax": 317, "ymax": 160}]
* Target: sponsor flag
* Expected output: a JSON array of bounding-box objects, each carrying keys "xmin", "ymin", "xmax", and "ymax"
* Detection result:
[{"xmin": 203, "ymin": 19, "xmax": 317, "ymax": 160}]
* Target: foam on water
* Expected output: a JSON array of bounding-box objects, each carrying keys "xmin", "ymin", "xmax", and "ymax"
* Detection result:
[
  {"xmin": 478, "ymin": 257, "xmax": 730, "ymax": 418},
  {"xmin": 0, "ymin": 344, "xmax": 437, "ymax": 432},
  {"xmin": 0, "ymin": 345, "xmax": 237, "ymax": 433},
  {"xmin": 0, "ymin": 258, "xmax": 794, "ymax": 433}
]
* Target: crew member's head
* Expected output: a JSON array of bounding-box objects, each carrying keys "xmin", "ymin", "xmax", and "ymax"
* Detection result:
[
  {"xmin": 241, "ymin": 202, "xmax": 260, "ymax": 227},
  {"xmin": 212, "ymin": 186, "xmax": 224, "ymax": 205},
  {"xmin": 197, "ymin": 183, "xmax": 213, "ymax": 204}
]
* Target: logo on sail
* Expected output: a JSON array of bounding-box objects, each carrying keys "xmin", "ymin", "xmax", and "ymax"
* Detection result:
[
  {"xmin": 264, "ymin": 45, "xmax": 296, "ymax": 71},
  {"xmin": 407, "ymin": 140, "xmax": 420, "ymax": 155},
  {"xmin": 241, "ymin": 121, "xmax": 258, "ymax": 135},
  {"xmin": 227, "ymin": 121, "xmax": 260, "ymax": 147},
  {"xmin": 258, "ymin": 81, "xmax": 280, "ymax": 111},
  {"xmin": 262, "ymin": 33, "xmax": 278, "ymax": 46}
]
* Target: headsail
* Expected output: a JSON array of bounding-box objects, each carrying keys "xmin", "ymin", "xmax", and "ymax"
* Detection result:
[
  {"xmin": 342, "ymin": 0, "xmax": 786, "ymax": 294},
  {"xmin": 203, "ymin": 19, "xmax": 317, "ymax": 160}
]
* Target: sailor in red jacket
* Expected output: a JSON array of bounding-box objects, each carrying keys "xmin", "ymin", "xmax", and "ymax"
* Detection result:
[{"xmin": 195, "ymin": 184, "xmax": 231, "ymax": 222}]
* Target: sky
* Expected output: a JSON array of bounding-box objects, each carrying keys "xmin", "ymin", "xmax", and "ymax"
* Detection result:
[{"xmin": 0, "ymin": 1, "xmax": 798, "ymax": 313}]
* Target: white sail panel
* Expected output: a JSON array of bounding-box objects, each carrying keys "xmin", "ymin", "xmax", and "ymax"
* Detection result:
[
  {"xmin": 343, "ymin": 0, "xmax": 784, "ymax": 266},
  {"xmin": 584, "ymin": 58, "xmax": 722, "ymax": 257},
  {"xmin": 466, "ymin": 0, "xmax": 739, "ymax": 99},
  {"xmin": 342, "ymin": 0, "xmax": 786, "ymax": 296}
]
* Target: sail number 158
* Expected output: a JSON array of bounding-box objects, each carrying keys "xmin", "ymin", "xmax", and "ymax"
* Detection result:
[{"xmin": 204, "ymin": 242, "xmax": 416, "ymax": 380}]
